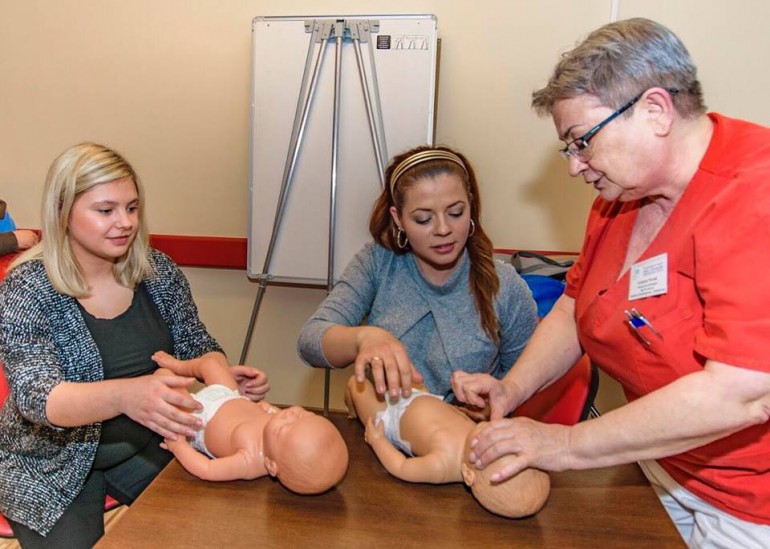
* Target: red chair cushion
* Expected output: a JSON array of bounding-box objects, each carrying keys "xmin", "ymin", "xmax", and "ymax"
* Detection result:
[
  {"xmin": 0, "ymin": 513, "xmax": 13, "ymax": 538},
  {"xmin": 0, "ymin": 252, "xmax": 15, "ymax": 281},
  {"xmin": 514, "ymin": 354, "xmax": 596, "ymax": 426}
]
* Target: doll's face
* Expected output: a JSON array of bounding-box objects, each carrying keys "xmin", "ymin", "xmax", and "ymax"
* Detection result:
[
  {"xmin": 263, "ymin": 406, "xmax": 314, "ymax": 444},
  {"xmin": 262, "ymin": 406, "xmax": 316, "ymax": 459},
  {"xmin": 261, "ymin": 407, "xmax": 349, "ymax": 493}
]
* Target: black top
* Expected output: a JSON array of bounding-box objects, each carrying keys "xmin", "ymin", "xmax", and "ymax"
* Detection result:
[{"xmin": 78, "ymin": 283, "xmax": 174, "ymax": 468}]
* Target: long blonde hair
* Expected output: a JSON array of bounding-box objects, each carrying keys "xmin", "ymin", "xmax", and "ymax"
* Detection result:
[{"xmin": 12, "ymin": 142, "xmax": 151, "ymax": 296}]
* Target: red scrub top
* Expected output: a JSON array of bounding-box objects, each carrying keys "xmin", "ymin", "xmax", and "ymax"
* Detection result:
[{"xmin": 565, "ymin": 113, "xmax": 770, "ymax": 524}]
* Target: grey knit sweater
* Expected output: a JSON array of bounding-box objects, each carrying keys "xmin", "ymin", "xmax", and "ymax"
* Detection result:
[
  {"xmin": 0, "ymin": 249, "xmax": 223, "ymax": 534},
  {"xmin": 298, "ymin": 242, "xmax": 538, "ymax": 396}
]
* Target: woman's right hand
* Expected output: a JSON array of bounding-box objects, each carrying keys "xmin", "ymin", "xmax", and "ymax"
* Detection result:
[
  {"xmin": 353, "ymin": 326, "xmax": 423, "ymax": 398},
  {"xmin": 13, "ymin": 229, "xmax": 39, "ymax": 250},
  {"xmin": 118, "ymin": 374, "xmax": 202, "ymax": 440}
]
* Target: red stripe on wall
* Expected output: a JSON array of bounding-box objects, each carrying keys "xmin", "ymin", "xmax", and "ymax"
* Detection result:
[
  {"xmin": 1, "ymin": 236, "xmax": 577, "ymax": 275},
  {"xmin": 149, "ymin": 235, "xmax": 248, "ymax": 269},
  {"xmin": 149, "ymin": 236, "xmax": 577, "ymax": 270}
]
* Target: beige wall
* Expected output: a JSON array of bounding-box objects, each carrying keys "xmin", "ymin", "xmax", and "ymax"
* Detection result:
[{"xmin": 2, "ymin": 0, "xmax": 769, "ymax": 411}]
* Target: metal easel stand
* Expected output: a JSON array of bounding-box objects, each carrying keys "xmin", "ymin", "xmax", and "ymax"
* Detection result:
[{"xmin": 240, "ymin": 18, "xmax": 388, "ymax": 416}]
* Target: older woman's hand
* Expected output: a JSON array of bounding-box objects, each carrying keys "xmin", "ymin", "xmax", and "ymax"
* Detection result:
[
  {"xmin": 467, "ymin": 417, "xmax": 572, "ymax": 482},
  {"xmin": 13, "ymin": 230, "xmax": 39, "ymax": 250},
  {"xmin": 451, "ymin": 371, "xmax": 521, "ymax": 420},
  {"xmin": 353, "ymin": 326, "xmax": 423, "ymax": 398}
]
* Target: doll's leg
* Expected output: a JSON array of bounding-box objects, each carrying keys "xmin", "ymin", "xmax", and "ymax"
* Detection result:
[{"xmin": 345, "ymin": 375, "xmax": 387, "ymax": 425}]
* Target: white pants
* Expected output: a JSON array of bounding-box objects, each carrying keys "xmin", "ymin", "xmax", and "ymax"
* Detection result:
[{"xmin": 639, "ymin": 459, "xmax": 770, "ymax": 549}]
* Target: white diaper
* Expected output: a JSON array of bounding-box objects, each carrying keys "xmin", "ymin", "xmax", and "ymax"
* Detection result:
[
  {"xmin": 375, "ymin": 389, "xmax": 442, "ymax": 456},
  {"xmin": 190, "ymin": 384, "xmax": 246, "ymax": 458}
]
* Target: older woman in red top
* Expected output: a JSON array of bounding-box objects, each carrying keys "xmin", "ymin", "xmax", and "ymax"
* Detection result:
[{"xmin": 452, "ymin": 18, "xmax": 770, "ymax": 547}]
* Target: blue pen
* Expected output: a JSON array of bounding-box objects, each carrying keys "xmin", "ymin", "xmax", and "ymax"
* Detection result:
[
  {"xmin": 630, "ymin": 308, "xmax": 662, "ymax": 340},
  {"xmin": 624, "ymin": 309, "xmax": 662, "ymax": 346}
]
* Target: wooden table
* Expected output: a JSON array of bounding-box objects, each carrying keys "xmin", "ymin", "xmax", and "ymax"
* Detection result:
[{"xmin": 98, "ymin": 414, "xmax": 683, "ymax": 548}]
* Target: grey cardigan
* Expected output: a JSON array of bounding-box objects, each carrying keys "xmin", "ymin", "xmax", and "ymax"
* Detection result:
[
  {"xmin": 298, "ymin": 242, "xmax": 538, "ymax": 396},
  {"xmin": 0, "ymin": 249, "xmax": 223, "ymax": 534}
]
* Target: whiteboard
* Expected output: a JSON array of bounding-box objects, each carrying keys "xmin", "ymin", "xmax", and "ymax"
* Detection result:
[{"xmin": 248, "ymin": 15, "xmax": 438, "ymax": 284}]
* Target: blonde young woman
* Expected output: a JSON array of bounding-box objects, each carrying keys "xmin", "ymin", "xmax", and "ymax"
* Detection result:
[{"xmin": 0, "ymin": 143, "xmax": 267, "ymax": 547}]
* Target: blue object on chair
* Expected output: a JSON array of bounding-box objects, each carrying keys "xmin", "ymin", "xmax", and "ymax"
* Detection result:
[
  {"xmin": 521, "ymin": 274, "xmax": 566, "ymax": 318},
  {"xmin": 0, "ymin": 211, "xmax": 16, "ymax": 232}
]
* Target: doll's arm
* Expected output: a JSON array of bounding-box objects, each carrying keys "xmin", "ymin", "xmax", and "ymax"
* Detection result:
[
  {"xmin": 365, "ymin": 418, "xmax": 451, "ymax": 484},
  {"xmin": 164, "ymin": 437, "xmax": 261, "ymax": 481},
  {"xmin": 153, "ymin": 351, "xmax": 237, "ymax": 390}
]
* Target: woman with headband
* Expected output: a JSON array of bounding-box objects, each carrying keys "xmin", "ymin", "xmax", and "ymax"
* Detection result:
[{"xmin": 298, "ymin": 145, "xmax": 538, "ymax": 402}]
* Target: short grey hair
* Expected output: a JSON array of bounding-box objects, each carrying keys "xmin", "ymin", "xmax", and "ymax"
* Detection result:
[{"xmin": 532, "ymin": 18, "xmax": 706, "ymax": 118}]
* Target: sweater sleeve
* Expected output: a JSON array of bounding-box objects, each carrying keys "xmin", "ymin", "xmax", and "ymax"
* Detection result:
[
  {"xmin": 0, "ymin": 232, "xmax": 18, "ymax": 256},
  {"xmin": 494, "ymin": 262, "xmax": 538, "ymax": 378},
  {"xmin": 0, "ymin": 264, "xmax": 67, "ymax": 427},
  {"xmin": 297, "ymin": 243, "xmax": 380, "ymax": 367}
]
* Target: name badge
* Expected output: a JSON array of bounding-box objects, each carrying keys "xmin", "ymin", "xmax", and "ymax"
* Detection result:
[{"xmin": 629, "ymin": 253, "xmax": 668, "ymax": 301}]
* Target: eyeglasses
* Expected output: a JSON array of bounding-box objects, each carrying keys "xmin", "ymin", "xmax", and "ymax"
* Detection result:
[
  {"xmin": 559, "ymin": 93, "xmax": 643, "ymax": 161},
  {"xmin": 559, "ymin": 88, "xmax": 680, "ymax": 161}
]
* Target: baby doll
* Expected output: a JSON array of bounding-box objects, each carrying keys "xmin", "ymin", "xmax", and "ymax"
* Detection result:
[
  {"xmin": 153, "ymin": 351, "xmax": 349, "ymax": 495},
  {"xmin": 345, "ymin": 375, "xmax": 550, "ymax": 518}
]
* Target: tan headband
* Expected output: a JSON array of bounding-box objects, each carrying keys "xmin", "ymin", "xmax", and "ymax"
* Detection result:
[{"xmin": 389, "ymin": 150, "xmax": 468, "ymax": 196}]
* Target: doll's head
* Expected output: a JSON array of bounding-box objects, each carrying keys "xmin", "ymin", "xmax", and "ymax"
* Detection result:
[
  {"xmin": 461, "ymin": 422, "xmax": 550, "ymax": 518},
  {"xmin": 262, "ymin": 406, "xmax": 349, "ymax": 494}
]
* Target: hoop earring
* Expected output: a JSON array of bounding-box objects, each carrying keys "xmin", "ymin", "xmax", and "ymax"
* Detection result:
[
  {"xmin": 396, "ymin": 228, "xmax": 409, "ymax": 249},
  {"xmin": 468, "ymin": 219, "xmax": 476, "ymax": 237}
]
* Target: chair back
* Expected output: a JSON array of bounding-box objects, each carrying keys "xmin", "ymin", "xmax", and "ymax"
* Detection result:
[
  {"xmin": 514, "ymin": 354, "xmax": 598, "ymax": 425},
  {"xmin": 0, "ymin": 252, "xmax": 16, "ymax": 280},
  {"xmin": 0, "ymin": 362, "xmax": 12, "ymax": 537},
  {"xmin": 0, "ymin": 362, "xmax": 8, "ymax": 406}
]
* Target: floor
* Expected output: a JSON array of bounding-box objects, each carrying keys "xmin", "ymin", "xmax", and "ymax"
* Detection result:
[{"xmin": 0, "ymin": 506, "xmax": 129, "ymax": 548}]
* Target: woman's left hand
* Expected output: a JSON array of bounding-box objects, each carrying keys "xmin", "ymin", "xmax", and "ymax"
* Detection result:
[
  {"xmin": 467, "ymin": 416, "xmax": 572, "ymax": 482},
  {"xmin": 231, "ymin": 365, "xmax": 270, "ymax": 401}
]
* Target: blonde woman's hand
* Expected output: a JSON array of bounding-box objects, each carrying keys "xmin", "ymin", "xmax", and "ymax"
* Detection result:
[
  {"xmin": 13, "ymin": 230, "xmax": 39, "ymax": 250},
  {"xmin": 231, "ymin": 365, "xmax": 270, "ymax": 401},
  {"xmin": 119, "ymin": 374, "xmax": 202, "ymax": 441}
]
